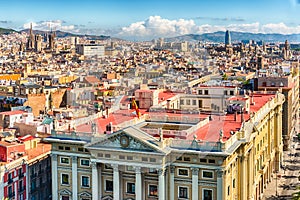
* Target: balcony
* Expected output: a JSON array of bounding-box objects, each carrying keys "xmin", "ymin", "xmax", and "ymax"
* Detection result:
[
  {"xmin": 19, "ymin": 173, "xmax": 24, "ymax": 179},
  {"xmin": 8, "ymin": 192, "xmax": 15, "ymax": 198},
  {"xmin": 31, "ymin": 173, "xmax": 37, "ymax": 179},
  {"xmin": 18, "ymin": 186, "xmax": 25, "ymax": 192},
  {"xmin": 8, "ymin": 178, "xmax": 13, "ymax": 184}
]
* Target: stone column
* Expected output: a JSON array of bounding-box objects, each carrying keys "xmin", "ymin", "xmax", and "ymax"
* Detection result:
[
  {"xmin": 169, "ymin": 166, "xmax": 175, "ymax": 200},
  {"xmin": 135, "ymin": 167, "xmax": 142, "ymax": 200},
  {"xmin": 72, "ymin": 156, "xmax": 78, "ymax": 200},
  {"xmin": 191, "ymin": 168, "xmax": 199, "ymax": 200},
  {"xmin": 0, "ymin": 167, "xmax": 4, "ymax": 199},
  {"xmin": 217, "ymin": 170, "xmax": 224, "ymax": 200},
  {"xmin": 112, "ymin": 164, "xmax": 120, "ymax": 200},
  {"xmin": 25, "ymin": 163, "xmax": 29, "ymax": 200},
  {"xmin": 51, "ymin": 154, "xmax": 58, "ymax": 200},
  {"xmin": 239, "ymin": 154, "xmax": 249, "ymax": 200},
  {"xmin": 92, "ymin": 162, "xmax": 98, "ymax": 200},
  {"xmin": 98, "ymin": 164, "xmax": 102, "ymax": 199},
  {"xmin": 158, "ymin": 169, "xmax": 165, "ymax": 200}
]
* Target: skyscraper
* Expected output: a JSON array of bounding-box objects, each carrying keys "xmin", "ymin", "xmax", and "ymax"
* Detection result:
[{"xmin": 225, "ymin": 30, "xmax": 231, "ymax": 46}]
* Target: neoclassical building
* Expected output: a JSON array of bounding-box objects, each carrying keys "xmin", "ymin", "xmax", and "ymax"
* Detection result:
[{"xmin": 45, "ymin": 91, "xmax": 285, "ymax": 200}]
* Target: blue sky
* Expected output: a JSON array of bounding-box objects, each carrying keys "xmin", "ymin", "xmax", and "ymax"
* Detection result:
[{"xmin": 0, "ymin": 0, "xmax": 300, "ymax": 39}]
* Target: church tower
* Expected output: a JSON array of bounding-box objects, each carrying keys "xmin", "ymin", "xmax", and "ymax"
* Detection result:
[{"xmin": 26, "ymin": 23, "xmax": 35, "ymax": 50}]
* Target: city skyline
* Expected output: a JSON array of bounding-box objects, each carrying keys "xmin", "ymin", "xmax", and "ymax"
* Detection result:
[{"xmin": 0, "ymin": 0, "xmax": 300, "ymax": 40}]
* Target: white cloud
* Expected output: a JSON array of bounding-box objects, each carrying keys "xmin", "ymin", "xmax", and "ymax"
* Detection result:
[
  {"xmin": 21, "ymin": 17, "xmax": 300, "ymax": 40},
  {"xmin": 118, "ymin": 16, "xmax": 197, "ymax": 39},
  {"xmin": 117, "ymin": 16, "xmax": 300, "ymax": 40},
  {"xmin": 23, "ymin": 20, "xmax": 77, "ymax": 32}
]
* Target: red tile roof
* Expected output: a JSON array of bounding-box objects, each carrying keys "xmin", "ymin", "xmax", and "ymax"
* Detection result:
[{"xmin": 0, "ymin": 110, "xmax": 25, "ymax": 115}]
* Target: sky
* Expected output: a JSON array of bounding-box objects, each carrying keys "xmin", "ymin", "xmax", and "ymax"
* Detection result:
[{"xmin": 0, "ymin": 0, "xmax": 300, "ymax": 40}]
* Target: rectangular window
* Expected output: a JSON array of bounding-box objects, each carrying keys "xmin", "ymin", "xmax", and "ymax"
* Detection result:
[
  {"xmin": 81, "ymin": 176, "xmax": 90, "ymax": 187},
  {"xmin": 198, "ymin": 90, "xmax": 203, "ymax": 95},
  {"xmin": 105, "ymin": 180, "xmax": 113, "ymax": 192},
  {"xmin": 61, "ymin": 174, "xmax": 69, "ymax": 185},
  {"xmin": 230, "ymin": 91, "xmax": 234, "ymax": 95},
  {"xmin": 203, "ymin": 189, "xmax": 213, "ymax": 200},
  {"xmin": 228, "ymin": 186, "xmax": 230, "ymax": 195},
  {"xmin": 202, "ymin": 170, "xmax": 214, "ymax": 179},
  {"xmin": 78, "ymin": 147, "xmax": 84, "ymax": 152},
  {"xmin": 119, "ymin": 155, "xmax": 125, "ymax": 159},
  {"xmin": 233, "ymin": 179, "xmax": 235, "ymax": 188},
  {"xmin": 97, "ymin": 153, "xmax": 103, "ymax": 157},
  {"xmin": 105, "ymin": 154, "xmax": 111, "ymax": 158},
  {"xmin": 208, "ymin": 159, "xmax": 215, "ymax": 164},
  {"xmin": 149, "ymin": 158, "xmax": 156, "ymax": 162},
  {"xmin": 80, "ymin": 159, "xmax": 90, "ymax": 166},
  {"xmin": 200, "ymin": 158, "xmax": 207, "ymax": 163},
  {"xmin": 180, "ymin": 99, "xmax": 184, "ymax": 105},
  {"xmin": 127, "ymin": 166, "xmax": 134, "ymax": 171},
  {"xmin": 184, "ymin": 157, "xmax": 190, "ymax": 162},
  {"xmin": 127, "ymin": 156, "xmax": 133, "ymax": 160},
  {"xmin": 149, "ymin": 185, "xmax": 158, "ymax": 196},
  {"xmin": 126, "ymin": 182, "xmax": 135, "ymax": 194},
  {"xmin": 62, "ymin": 196, "xmax": 69, "ymax": 200},
  {"xmin": 58, "ymin": 146, "xmax": 64, "ymax": 150},
  {"xmin": 178, "ymin": 186, "xmax": 188, "ymax": 198},
  {"xmin": 192, "ymin": 99, "xmax": 196, "ymax": 105},
  {"xmin": 142, "ymin": 157, "xmax": 148, "ymax": 162},
  {"xmin": 186, "ymin": 99, "xmax": 190, "ymax": 105},
  {"xmin": 204, "ymin": 90, "xmax": 208, "ymax": 95},
  {"xmin": 224, "ymin": 91, "xmax": 228, "ymax": 95},
  {"xmin": 178, "ymin": 168, "xmax": 189, "ymax": 176},
  {"xmin": 65, "ymin": 146, "xmax": 70, "ymax": 151},
  {"xmin": 60, "ymin": 157, "xmax": 69, "ymax": 164},
  {"xmin": 149, "ymin": 168, "xmax": 158, "ymax": 174}
]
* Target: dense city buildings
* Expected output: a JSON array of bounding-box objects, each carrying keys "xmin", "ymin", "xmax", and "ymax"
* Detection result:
[{"xmin": 0, "ymin": 27, "xmax": 299, "ymax": 200}]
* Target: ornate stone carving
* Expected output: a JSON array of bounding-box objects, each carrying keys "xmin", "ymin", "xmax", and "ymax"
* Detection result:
[
  {"xmin": 191, "ymin": 167, "xmax": 199, "ymax": 176},
  {"xmin": 217, "ymin": 170, "xmax": 224, "ymax": 178},
  {"xmin": 134, "ymin": 166, "xmax": 141, "ymax": 173},
  {"xmin": 111, "ymin": 164, "xmax": 118, "ymax": 172},
  {"xmin": 51, "ymin": 154, "xmax": 58, "ymax": 160},
  {"xmin": 72, "ymin": 156, "xmax": 77, "ymax": 163},
  {"xmin": 93, "ymin": 133, "xmax": 155, "ymax": 152},
  {"xmin": 170, "ymin": 166, "xmax": 175, "ymax": 174},
  {"xmin": 158, "ymin": 168, "xmax": 165, "ymax": 176},
  {"xmin": 91, "ymin": 161, "xmax": 97, "ymax": 169}
]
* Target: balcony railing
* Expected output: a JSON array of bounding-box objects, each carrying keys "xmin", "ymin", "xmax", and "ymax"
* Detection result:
[
  {"xmin": 8, "ymin": 178, "xmax": 13, "ymax": 184},
  {"xmin": 19, "ymin": 173, "xmax": 24, "ymax": 179},
  {"xmin": 18, "ymin": 186, "xmax": 25, "ymax": 192},
  {"xmin": 8, "ymin": 192, "xmax": 15, "ymax": 198}
]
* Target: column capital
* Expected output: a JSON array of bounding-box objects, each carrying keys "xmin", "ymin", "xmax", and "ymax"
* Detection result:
[
  {"xmin": 158, "ymin": 168, "xmax": 165, "ymax": 176},
  {"xmin": 91, "ymin": 161, "xmax": 97, "ymax": 169},
  {"xmin": 51, "ymin": 154, "xmax": 57, "ymax": 160},
  {"xmin": 191, "ymin": 167, "xmax": 199, "ymax": 176},
  {"xmin": 217, "ymin": 169, "xmax": 224, "ymax": 178},
  {"xmin": 134, "ymin": 166, "xmax": 141, "ymax": 173},
  {"xmin": 170, "ymin": 165, "xmax": 175, "ymax": 174},
  {"xmin": 72, "ymin": 155, "xmax": 77, "ymax": 162},
  {"xmin": 112, "ymin": 164, "xmax": 119, "ymax": 172}
]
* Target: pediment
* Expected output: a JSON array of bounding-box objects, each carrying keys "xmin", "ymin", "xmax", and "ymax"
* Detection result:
[
  {"xmin": 85, "ymin": 126, "xmax": 165, "ymax": 154},
  {"xmin": 79, "ymin": 191, "xmax": 92, "ymax": 197},
  {"xmin": 59, "ymin": 189, "xmax": 72, "ymax": 195}
]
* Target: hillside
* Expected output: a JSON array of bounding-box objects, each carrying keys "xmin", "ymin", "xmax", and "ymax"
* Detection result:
[{"xmin": 166, "ymin": 31, "xmax": 300, "ymax": 43}]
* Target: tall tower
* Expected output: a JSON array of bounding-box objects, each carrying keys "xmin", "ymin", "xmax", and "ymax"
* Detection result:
[
  {"xmin": 48, "ymin": 30, "xmax": 56, "ymax": 50},
  {"xmin": 26, "ymin": 23, "xmax": 35, "ymax": 50},
  {"xmin": 225, "ymin": 30, "xmax": 231, "ymax": 46},
  {"xmin": 34, "ymin": 35, "xmax": 42, "ymax": 52}
]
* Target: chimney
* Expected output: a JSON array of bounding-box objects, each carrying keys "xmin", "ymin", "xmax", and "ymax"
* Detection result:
[
  {"xmin": 159, "ymin": 128, "xmax": 163, "ymax": 142},
  {"xmin": 234, "ymin": 111, "xmax": 237, "ymax": 121},
  {"xmin": 241, "ymin": 107, "xmax": 244, "ymax": 122}
]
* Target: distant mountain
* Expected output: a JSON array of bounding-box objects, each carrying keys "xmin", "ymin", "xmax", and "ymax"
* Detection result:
[
  {"xmin": 20, "ymin": 29, "xmax": 110, "ymax": 40},
  {"xmin": 0, "ymin": 27, "xmax": 17, "ymax": 34},
  {"xmin": 166, "ymin": 31, "xmax": 300, "ymax": 43}
]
